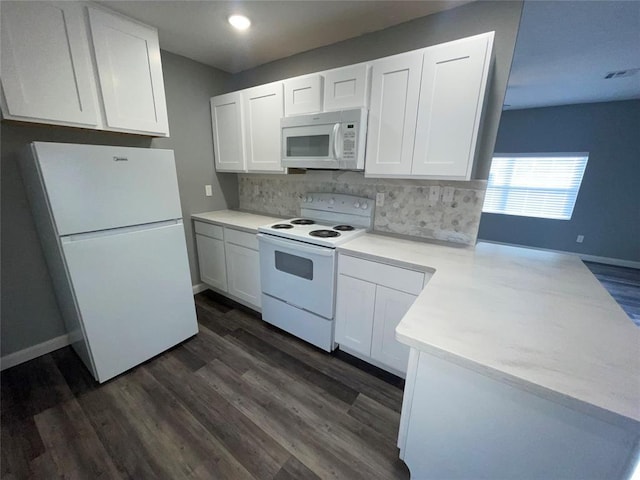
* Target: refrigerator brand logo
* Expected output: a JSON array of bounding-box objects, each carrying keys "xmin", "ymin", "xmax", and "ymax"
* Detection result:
[{"xmin": 113, "ymin": 156, "xmax": 129, "ymax": 162}]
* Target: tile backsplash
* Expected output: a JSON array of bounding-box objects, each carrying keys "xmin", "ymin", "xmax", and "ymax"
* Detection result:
[{"xmin": 239, "ymin": 171, "xmax": 487, "ymax": 245}]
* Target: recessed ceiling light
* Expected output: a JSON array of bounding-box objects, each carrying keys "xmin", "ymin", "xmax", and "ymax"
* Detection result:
[{"xmin": 228, "ymin": 14, "xmax": 251, "ymax": 31}]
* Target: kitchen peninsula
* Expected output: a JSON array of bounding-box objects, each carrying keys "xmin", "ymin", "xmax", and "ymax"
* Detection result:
[{"xmin": 338, "ymin": 234, "xmax": 639, "ymax": 479}]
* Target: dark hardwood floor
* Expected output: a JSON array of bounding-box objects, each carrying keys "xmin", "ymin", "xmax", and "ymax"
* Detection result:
[
  {"xmin": 584, "ymin": 261, "xmax": 640, "ymax": 326},
  {"xmin": 1, "ymin": 291, "xmax": 409, "ymax": 479}
]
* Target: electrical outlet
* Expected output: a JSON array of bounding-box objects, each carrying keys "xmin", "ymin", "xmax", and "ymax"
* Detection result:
[
  {"xmin": 576, "ymin": 235, "xmax": 584, "ymax": 243},
  {"xmin": 205, "ymin": 185, "xmax": 213, "ymax": 197},
  {"xmin": 429, "ymin": 186, "xmax": 441, "ymax": 203},
  {"xmin": 443, "ymin": 186, "xmax": 455, "ymax": 203},
  {"xmin": 376, "ymin": 192, "xmax": 385, "ymax": 207}
]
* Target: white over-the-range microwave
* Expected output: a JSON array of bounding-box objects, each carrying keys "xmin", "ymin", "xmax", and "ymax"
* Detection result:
[{"xmin": 280, "ymin": 108, "xmax": 368, "ymax": 170}]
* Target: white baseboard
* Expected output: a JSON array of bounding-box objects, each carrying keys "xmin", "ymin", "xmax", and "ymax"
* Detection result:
[
  {"xmin": 1, "ymin": 334, "xmax": 71, "ymax": 371},
  {"xmin": 192, "ymin": 283, "xmax": 208, "ymax": 295},
  {"xmin": 478, "ymin": 240, "xmax": 640, "ymax": 269},
  {"xmin": 577, "ymin": 253, "xmax": 640, "ymax": 269}
]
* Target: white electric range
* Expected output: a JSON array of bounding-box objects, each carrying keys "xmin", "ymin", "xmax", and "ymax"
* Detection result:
[{"xmin": 257, "ymin": 193, "xmax": 374, "ymax": 351}]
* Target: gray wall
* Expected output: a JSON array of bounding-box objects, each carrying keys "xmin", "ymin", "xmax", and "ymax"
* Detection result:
[
  {"xmin": 232, "ymin": 0, "xmax": 524, "ymax": 180},
  {"xmin": 1, "ymin": 51, "xmax": 235, "ymax": 357},
  {"xmin": 478, "ymin": 100, "xmax": 640, "ymax": 262}
]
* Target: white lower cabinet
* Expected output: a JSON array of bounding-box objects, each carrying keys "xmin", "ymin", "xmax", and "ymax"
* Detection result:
[
  {"xmin": 335, "ymin": 275, "xmax": 376, "ymax": 357},
  {"xmin": 195, "ymin": 225, "xmax": 227, "ymax": 292},
  {"xmin": 225, "ymin": 243, "xmax": 261, "ymax": 309},
  {"xmin": 399, "ymin": 350, "xmax": 639, "ymax": 479},
  {"xmin": 193, "ymin": 221, "xmax": 261, "ymax": 311},
  {"xmin": 335, "ymin": 254, "xmax": 428, "ymax": 376},
  {"xmin": 371, "ymin": 286, "xmax": 417, "ymax": 373}
]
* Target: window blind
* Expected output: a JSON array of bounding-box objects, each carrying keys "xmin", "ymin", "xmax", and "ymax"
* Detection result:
[{"xmin": 483, "ymin": 154, "xmax": 589, "ymax": 220}]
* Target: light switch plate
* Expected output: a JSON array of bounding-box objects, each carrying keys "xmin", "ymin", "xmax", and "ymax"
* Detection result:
[
  {"xmin": 205, "ymin": 185, "xmax": 213, "ymax": 197},
  {"xmin": 376, "ymin": 192, "xmax": 385, "ymax": 207},
  {"xmin": 576, "ymin": 235, "xmax": 584, "ymax": 243},
  {"xmin": 429, "ymin": 186, "xmax": 441, "ymax": 203},
  {"xmin": 443, "ymin": 186, "xmax": 455, "ymax": 203}
]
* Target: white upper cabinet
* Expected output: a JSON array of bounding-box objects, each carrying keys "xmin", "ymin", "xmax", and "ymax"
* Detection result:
[
  {"xmin": 323, "ymin": 64, "xmax": 371, "ymax": 111},
  {"xmin": 284, "ymin": 75, "xmax": 323, "ymax": 116},
  {"xmin": 366, "ymin": 32, "xmax": 494, "ymax": 179},
  {"xmin": 412, "ymin": 32, "xmax": 494, "ymax": 179},
  {"xmin": 0, "ymin": 1, "xmax": 98, "ymax": 127},
  {"xmin": 365, "ymin": 52, "xmax": 423, "ymax": 177},
  {"xmin": 0, "ymin": 2, "xmax": 170, "ymax": 137},
  {"xmin": 211, "ymin": 92, "xmax": 246, "ymax": 172},
  {"xmin": 88, "ymin": 7, "xmax": 169, "ymax": 136},
  {"xmin": 243, "ymin": 82, "xmax": 286, "ymax": 173}
]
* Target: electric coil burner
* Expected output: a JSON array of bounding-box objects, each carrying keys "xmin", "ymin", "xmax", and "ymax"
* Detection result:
[
  {"xmin": 257, "ymin": 193, "xmax": 375, "ymax": 352},
  {"xmin": 310, "ymin": 230, "xmax": 340, "ymax": 238},
  {"xmin": 291, "ymin": 218, "xmax": 315, "ymax": 225}
]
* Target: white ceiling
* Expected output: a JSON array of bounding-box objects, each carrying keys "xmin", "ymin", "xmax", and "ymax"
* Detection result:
[
  {"xmin": 98, "ymin": 0, "xmax": 471, "ymax": 74},
  {"xmin": 504, "ymin": 0, "xmax": 640, "ymax": 110}
]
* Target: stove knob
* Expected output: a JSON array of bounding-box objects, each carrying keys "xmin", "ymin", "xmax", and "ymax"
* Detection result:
[
  {"xmin": 329, "ymin": 198, "xmax": 335, "ymax": 205},
  {"xmin": 361, "ymin": 202, "xmax": 369, "ymax": 209},
  {"xmin": 354, "ymin": 202, "xmax": 360, "ymax": 208},
  {"xmin": 307, "ymin": 196, "xmax": 313, "ymax": 203}
]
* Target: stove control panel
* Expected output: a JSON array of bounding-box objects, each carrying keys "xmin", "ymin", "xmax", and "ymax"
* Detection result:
[{"xmin": 301, "ymin": 193, "xmax": 374, "ymax": 214}]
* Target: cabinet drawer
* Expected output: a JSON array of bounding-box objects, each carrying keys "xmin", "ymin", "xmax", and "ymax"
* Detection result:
[
  {"xmin": 339, "ymin": 255, "xmax": 425, "ymax": 295},
  {"xmin": 224, "ymin": 227, "xmax": 258, "ymax": 250},
  {"xmin": 194, "ymin": 221, "xmax": 223, "ymax": 240}
]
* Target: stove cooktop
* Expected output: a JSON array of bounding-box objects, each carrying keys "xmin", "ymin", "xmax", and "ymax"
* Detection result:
[
  {"xmin": 258, "ymin": 219, "xmax": 367, "ymax": 247},
  {"xmin": 258, "ymin": 193, "xmax": 374, "ymax": 248}
]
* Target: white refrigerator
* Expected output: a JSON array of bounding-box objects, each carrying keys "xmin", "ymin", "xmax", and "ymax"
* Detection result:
[{"xmin": 21, "ymin": 142, "xmax": 198, "ymax": 383}]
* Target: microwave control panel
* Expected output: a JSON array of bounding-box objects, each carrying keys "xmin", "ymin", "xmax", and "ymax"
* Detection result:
[{"xmin": 342, "ymin": 123, "xmax": 357, "ymax": 160}]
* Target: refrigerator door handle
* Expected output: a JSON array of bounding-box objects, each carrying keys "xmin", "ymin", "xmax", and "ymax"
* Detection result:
[{"xmin": 61, "ymin": 219, "xmax": 182, "ymax": 243}]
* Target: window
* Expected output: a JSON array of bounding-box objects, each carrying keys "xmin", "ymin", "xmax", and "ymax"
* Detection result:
[{"xmin": 482, "ymin": 153, "xmax": 589, "ymax": 220}]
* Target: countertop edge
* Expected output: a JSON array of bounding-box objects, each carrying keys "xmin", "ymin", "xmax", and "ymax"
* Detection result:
[
  {"xmin": 191, "ymin": 215, "xmax": 258, "ymax": 234},
  {"xmin": 396, "ymin": 330, "xmax": 640, "ymax": 432},
  {"xmin": 336, "ymin": 246, "xmax": 436, "ymax": 274}
]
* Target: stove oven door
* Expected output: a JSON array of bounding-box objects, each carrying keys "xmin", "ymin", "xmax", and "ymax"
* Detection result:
[{"xmin": 257, "ymin": 233, "xmax": 336, "ymax": 319}]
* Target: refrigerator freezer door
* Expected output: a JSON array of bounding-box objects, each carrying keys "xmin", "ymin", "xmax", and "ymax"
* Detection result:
[
  {"xmin": 61, "ymin": 221, "xmax": 197, "ymax": 382},
  {"xmin": 32, "ymin": 142, "xmax": 182, "ymax": 235}
]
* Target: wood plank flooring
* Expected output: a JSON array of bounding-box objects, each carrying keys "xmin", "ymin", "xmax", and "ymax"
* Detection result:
[
  {"xmin": 1, "ymin": 291, "xmax": 410, "ymax": 479},
  {"xmin": 584, "ymin": 261, "xmax": 640, "ymax": 326}
]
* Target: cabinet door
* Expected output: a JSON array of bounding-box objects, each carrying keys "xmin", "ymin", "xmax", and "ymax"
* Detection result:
[
  {"xmin": 0, "ymin": 1, "xmax": 98, "ymax": 126},
  {"xmin": 284, "ymin": 75, "xmax": 323, "ymax": 116},
  {"xmin": 412, "ymin": 33, "xmax": 494, "ymax": 179},
  {"xmin": 365, "ymin": 52, "xmax": 423, "ymax": 177},
  {"xmin": 225, "ymin": 243, "xmax": 261, "ymax": 309},
  {"xmin": 323, "ymin": 64, "xmax": 370, "ymax": 111},
  {"xmin": 335, "ymin": 274, "xmax": 376, "ymax": 357},
  {"xmin": 195, "ymin": 234, "xmax": 227, "ymax": 292},
  {"xmin": 371, "ymin": 285, "xmax": 416, "ymax": 373},
  {"xmin": 211, "ymin": 93, "xmax": 246, "ymax": 172},
  {"xmin": 88, "ymin": 7, "xmax": 169, "ymax": 136},
  {"xmin": 243, "ymin": 83, "xmax": 285, "ymax": 173}
]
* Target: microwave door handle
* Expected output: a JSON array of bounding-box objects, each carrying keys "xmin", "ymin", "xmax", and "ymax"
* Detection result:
[
  {"xmin": 332, "ymin": 123, "xmax": 341, "ymax": 160},
  {"xmin": 257, "ymin": 233, "xmax": 334, "ymax": 257}
]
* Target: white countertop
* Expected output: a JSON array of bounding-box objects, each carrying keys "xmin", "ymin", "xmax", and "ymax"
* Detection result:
[
  {"xmin": 191, "ymin": 209, "xmax": 284, "ymax": 233},
  {"xmin": 338, "ymin": 234, "xmax": 640, "ymax": 428}
]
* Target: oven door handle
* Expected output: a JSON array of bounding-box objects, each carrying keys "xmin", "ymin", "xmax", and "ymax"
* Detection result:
[{"xmin": 257, "ymin": 233, "xmax": 335, "ymax": 257}]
